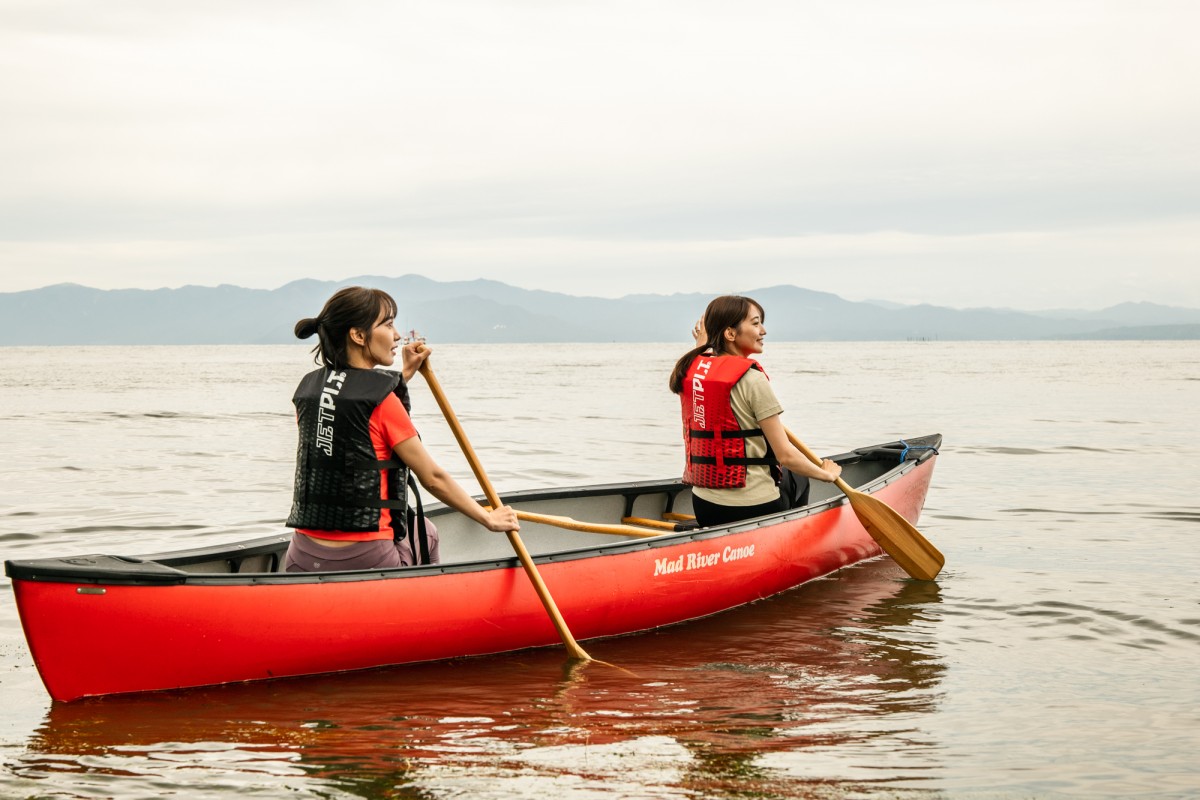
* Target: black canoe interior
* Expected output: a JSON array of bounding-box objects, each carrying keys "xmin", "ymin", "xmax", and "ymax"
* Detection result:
[{"xmin": 5, "ymin": 435, "xmax": 940, "ymax": 584}]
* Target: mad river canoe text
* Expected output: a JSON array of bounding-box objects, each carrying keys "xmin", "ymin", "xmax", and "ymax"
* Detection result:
[{"xmin": 654, "ymin": 544, "xmax": 755, "ymax": 576}]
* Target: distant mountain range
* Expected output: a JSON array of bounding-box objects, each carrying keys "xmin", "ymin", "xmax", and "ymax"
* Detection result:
[{"xmin": 2, "ymin": 275, "xmax": 1199, "ymax": 345}]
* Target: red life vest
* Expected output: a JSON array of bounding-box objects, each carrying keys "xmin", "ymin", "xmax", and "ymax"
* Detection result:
[{"xmin": 680, "ymin": 354, "xmax": 777, "ymax": 489}]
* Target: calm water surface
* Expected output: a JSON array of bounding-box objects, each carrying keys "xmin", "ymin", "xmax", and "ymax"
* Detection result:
[{"xmin": 1, "ymin": 341, "xmax": 1197, "ymax": 798}]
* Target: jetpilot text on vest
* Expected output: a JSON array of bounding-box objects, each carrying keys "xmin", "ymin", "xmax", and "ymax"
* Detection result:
[
  {"xmin": 316, "ymin": 371, "xmax": 346, "ymax": 456},
  {"xmin": 690, "ymin": 358, "xmax": 713, "ymax": 429}
]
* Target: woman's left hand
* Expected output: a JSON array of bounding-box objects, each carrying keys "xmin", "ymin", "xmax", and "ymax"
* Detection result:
[{"xmin": 483, "ymin": 504, "xmax": 520, "ymax": 533}]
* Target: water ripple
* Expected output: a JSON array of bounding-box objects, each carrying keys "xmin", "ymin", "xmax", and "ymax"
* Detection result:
[
  {"xmin": 58, "ymin": 523, "xmax": 209, "ymax": 534},
  {"xmin": 945, "ymin": 596, "xmax": 1200, "ymax": 653}
]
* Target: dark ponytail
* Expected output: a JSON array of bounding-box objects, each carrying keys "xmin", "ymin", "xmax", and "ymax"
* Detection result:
[
  {"xmin": 668, "ymin": 295, "xmax": 764, "ymax": 394},
  {"xmin": 294, "ymin": 317, "xmax": 321, "ymax": 339}
]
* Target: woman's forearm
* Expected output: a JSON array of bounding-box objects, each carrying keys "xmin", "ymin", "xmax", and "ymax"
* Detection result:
[{"xmin": 418, "ymin": 467, "xmax": 490, "ymax": 525}]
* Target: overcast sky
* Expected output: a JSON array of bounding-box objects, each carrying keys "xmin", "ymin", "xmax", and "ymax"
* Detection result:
[{"xmin": 2, "ymin": 0, "xmax": 1198, "ymax": 310}]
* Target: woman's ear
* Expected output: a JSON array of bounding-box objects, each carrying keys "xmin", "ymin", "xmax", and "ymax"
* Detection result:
[{"xmin": 349, "ymin": 327, "xmax": 367, "ymax": 346}]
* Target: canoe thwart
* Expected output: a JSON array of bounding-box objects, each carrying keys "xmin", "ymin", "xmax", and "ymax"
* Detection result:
[{"xmin": 620, "ymin": 516, "xmax": 698, "ymax": 532}]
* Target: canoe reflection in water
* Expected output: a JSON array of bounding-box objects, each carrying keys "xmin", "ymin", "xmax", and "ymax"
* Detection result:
[{"xmin": 22, "ymin": 559, "xmax": 945, "ymax": 798}]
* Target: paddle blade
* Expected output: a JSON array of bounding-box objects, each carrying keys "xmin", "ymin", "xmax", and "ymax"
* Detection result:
[
  {"xmin": 782, "ymin": 427, "xmax": 945, "ymax": 581},
  {"xmin": 845, "ymin": 488, "xmax": 944, "ymax": 581}
]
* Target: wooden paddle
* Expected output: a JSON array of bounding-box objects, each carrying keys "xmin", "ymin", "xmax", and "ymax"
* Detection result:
[
  {"xmin": 417, "ymin": 359, "xmax": 593, "ymax": 661},
  {"xmin": 515, "ymin": 509, "xmax": 663, "ymax": 537},
  {"xmin": 786, "ymin": 429, "xmax": 945, "ymax": 581}
]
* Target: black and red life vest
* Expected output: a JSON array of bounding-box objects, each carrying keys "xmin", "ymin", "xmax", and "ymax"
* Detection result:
[
  {"xmin": 680, "ymin": 354, "xmax": 778, "ymax": 489},
  {"xmin": 286, "ymin": 367, "xmax": 410, "ymax": 533}
]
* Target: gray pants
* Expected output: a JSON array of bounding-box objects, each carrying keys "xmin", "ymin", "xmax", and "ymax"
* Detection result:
[{"xmin": 285, "ymin": 519, "xmax": 440, "ymax": 573}]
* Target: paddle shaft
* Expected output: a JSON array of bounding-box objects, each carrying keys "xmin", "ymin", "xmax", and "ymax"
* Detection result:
[
  {"xmin": 786, "ymin": 430, "xmax": 945, "ymax": 581},
  {"xmin": 515, "ymin": 510, "xmax": 663, "ymax": 537},
  {"xmin": 417, "ymin": 360, "xmax": 592, "ymax": 661}
]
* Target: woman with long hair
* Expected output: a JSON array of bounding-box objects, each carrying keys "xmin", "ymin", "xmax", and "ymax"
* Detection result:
[
  {"xmin": 284, "ymin": 285, "xmax": 518, "ymax": 572},
  {"xmin": 669, "ymin": 294, "xmax": 841, "ymax": 528}
]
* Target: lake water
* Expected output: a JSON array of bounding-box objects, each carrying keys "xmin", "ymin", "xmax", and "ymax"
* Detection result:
[{"xmin": 1, "ymin": 341, "xmax": 1197, "ymax": 799}]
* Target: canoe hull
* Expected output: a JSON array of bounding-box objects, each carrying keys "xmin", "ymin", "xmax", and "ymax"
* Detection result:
[{"xmin": 8, "ymin": 437, "xmax": 939, "ymax": 702}]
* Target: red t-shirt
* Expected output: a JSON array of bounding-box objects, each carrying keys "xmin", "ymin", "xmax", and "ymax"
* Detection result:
[{"xmin": 298, "ymin": 392, "xmax": 418, "ymax": 542}]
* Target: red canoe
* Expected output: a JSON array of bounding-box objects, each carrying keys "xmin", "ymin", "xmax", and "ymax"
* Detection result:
[{"xmin": 6, "ymin": 434, "xmax": 941, "ymax": 702}]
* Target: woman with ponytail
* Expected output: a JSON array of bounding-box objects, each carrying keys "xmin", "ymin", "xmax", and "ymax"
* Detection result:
[
  {"xmin": 285, "ymin": 286, "xmax": 518, "ymax": 572},
  {"xmin": 669, "ymin": 295, "xmax": 841, "ymax": 528}
]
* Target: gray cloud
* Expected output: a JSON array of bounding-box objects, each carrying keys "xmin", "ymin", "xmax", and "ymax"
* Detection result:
[{"xmin": 1, "ymin": 0, "xmax": 1198, "ymax": 309}]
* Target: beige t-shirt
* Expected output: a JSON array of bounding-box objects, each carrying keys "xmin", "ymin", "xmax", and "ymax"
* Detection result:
[{"xmin": 692, "ymin": 366, "xmax": 784, "ymax": 507}]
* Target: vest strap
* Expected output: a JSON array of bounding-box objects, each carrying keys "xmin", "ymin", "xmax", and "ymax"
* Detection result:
[
  {"xmin": 689, "ymin": 455, "xmax": 775, "ymax": 466},
  {"xmin": 723, "ymin": 456, "xmax": 776, "ymax": 466},
  {"xmin": 688, "ymin": 428, "xmax": 765, "ymax": 440},
  {"xmin": 402, "ymin": 471, "xmax": 431, "ymax": 565},
  {"xmin": 300, "ymin": 492, "xmax": 410, "ymax": 511}
]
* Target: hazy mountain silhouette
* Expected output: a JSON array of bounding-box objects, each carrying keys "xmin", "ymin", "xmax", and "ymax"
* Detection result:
[{"xmin": 2, "ymin": 275, "xmax": 1197, "ymax": 345}]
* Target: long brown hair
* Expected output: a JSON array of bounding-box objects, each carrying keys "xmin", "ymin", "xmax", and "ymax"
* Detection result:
[
  {"xmin": 295, "ymin": 286, "xmax": 398, "ymax": 370},
  {"xmin": 669, "ymin": 295, "xmax": 764, "ymax": 394}
]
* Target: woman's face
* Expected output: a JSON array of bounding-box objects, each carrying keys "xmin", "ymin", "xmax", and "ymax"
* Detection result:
[
  {"xmin": 727, "ymin": 305, "xmax": 766, "ymax": 357},
  {"xmin": 353, "ymin": 307, "xmax": 400, "ymax": 368}
]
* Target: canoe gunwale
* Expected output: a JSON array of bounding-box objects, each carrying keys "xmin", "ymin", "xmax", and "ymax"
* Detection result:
[{"xmin": 4, "ymin": 434, "xmax": 941, "ymax": 588}]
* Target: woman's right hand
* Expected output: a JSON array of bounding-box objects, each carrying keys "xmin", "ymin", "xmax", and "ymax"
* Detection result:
[
  {"xmin": 483, "ymin": 504, "xmax": 519, "ymax": 533},
  {"xmin": 401, "ymin": 340, "xmax": 431, "ymax": 382},
  {"xmin": 820, "ymin": 459, "xmax": 842, "ymax": 483}
]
